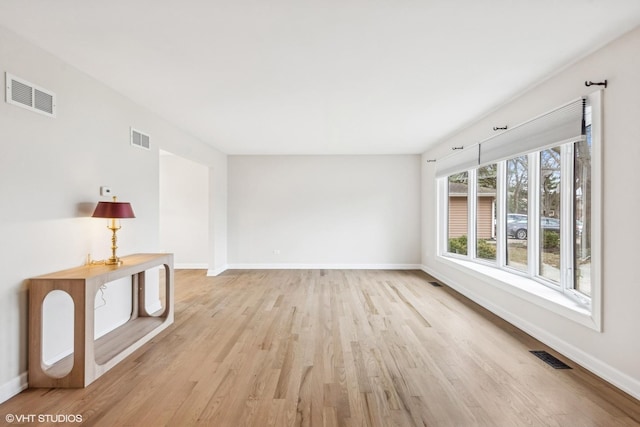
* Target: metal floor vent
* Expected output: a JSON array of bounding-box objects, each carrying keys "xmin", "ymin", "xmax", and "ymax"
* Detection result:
[
  {"xmin": 429, "ymin": 281, "xmax": 442, "ymax": 287},
  {"xmin": 530, "ymin": 350, "xmax": 572, "ymax": 369}
]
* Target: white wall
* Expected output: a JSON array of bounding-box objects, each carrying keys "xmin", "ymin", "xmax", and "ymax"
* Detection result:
[
  {"xmin": 159, "ymin": 151, "xmax": 209, "ymax": 268},
  {"xmin": 209, "ymin": 155, "xmax": 228, "ymax": 275},
  {"xmin": 422, "ymin": 26, "xmax": 640, "ymax": 398},
  {"xmin": 153, "ymin": 124, "xmax": 228, "ymax": 276},
  {"xmin": 0, "ymin": 25, "xmax": 227, "ymax": 402},
  {"xmin": 228, "ymin": 155, "xmax": 421, "ymax": 268}
]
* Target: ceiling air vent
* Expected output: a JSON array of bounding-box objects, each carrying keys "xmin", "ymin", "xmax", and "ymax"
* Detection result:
[
  {"xmin": 5, "ymin": 72, "xmax": 56, "ymax": 117},
  {"xmin": 130, "ymin": 128, "xmax": 150, "ymax": 150}
]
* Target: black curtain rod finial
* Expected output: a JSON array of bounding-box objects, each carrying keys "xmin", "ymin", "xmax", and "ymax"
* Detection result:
[{"xmin": 585, "ymin": 79, "xmax": 607, "ymax": 88}]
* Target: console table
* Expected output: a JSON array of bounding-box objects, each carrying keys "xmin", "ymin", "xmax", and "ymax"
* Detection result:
[{"xmin": 28, "ymin": 253, "xmax": 174, "ymax": 388}]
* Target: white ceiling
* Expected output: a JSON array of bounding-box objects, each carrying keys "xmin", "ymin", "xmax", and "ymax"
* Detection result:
[{"xmin": 1, "ymin": 1, "xmax": 639, "ymax": 155}]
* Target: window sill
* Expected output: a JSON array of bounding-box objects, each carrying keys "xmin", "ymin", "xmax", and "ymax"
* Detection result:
[{"xmin": 436, "ymin": 255, "xmax": 599, "ymax": 331}]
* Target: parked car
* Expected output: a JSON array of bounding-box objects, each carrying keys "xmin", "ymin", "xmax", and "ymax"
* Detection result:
[
  {"xmin": 507, "ymin": 217, "xmax": 560, "ymax": 240},
  {"xmin": 507, "ymin": 213, "xmax": 527, "ymax": 224}
]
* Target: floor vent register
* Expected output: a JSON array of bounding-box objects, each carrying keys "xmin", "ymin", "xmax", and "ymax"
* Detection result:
[{"xmin": 530, "ymin": 350, "xmax": 572, "ymax": 369}]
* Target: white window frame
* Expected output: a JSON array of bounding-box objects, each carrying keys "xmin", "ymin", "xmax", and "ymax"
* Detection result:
[{"xmin": 437, "ymin": 92, "xmax": 602, "ymax": 331}]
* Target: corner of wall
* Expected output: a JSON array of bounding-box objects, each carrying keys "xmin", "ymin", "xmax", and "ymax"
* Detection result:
[{"xmin": 207, "ymin": 264, "xmax": 229, "ymax": 277}]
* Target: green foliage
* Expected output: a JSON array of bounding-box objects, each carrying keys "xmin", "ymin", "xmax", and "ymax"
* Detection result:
[
  {"xmin": 448, "ymin": 236, "xmax": 496, "ymax": 259},
  {"xmin": 477, "ymin": 164, "xmax": 497, "ymax": 190},
  {"xmin": 448, "ymin": 172, "xmax": 468, "ymax": 185},
  {"xmin": 542, "ymin": 230, "xmax": 560, "ymax": 250},
  {"xmin": 448, "ymin": 235, "xmax": 467, "ymax": 255},
  {"xmin": 477, "ymin": 239, "xmax": 497, "ymax": 260}
]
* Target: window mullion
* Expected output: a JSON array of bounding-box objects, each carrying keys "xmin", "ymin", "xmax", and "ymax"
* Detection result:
[
  {"xmin": 439, "ymin": 178, "xmax": 448, "ymax": 256},
  {"xmin": 529, "ymin": 152, "xmax": 540, "ymax": 278},
  {"xmin": 496, "ymin": 161, "xmax": 506, "ymax": 268},
  {"xmin": 561, "ymin": 143, "xmax": 575, "ymax": 292},
  {"xmin": 468, "ymin": 168, "xmax": 477, "ymax": 259}
]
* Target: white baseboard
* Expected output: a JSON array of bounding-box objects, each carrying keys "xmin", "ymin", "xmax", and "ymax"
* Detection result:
[
  {"xmin": 146, "ymin": 299, "xmax": 163, "ymax": 315},
  {"xmin": 207, "ymin": 264, "xmax": 229, "ymax": 276},
  {"xmin": 207, "ymin": 263, "xmax": 421, "ymax": 276},
  {"xmin": 174, "ymin": 263, "xmax": 208, "ymax": 270},
  {"xmin": 226, "ymin": 263, "xmax": 422, "ymax": 270},
  {"xmin": 420, "ymin": 264, "xmax": 640, "ymax": 400},
  {"xmin": 0, "ymin": 372, "xmax": 27, "ymax": 404},
  {"xmin": 43, "ymin": 348, "xmax": 73, "ymax": 367}
]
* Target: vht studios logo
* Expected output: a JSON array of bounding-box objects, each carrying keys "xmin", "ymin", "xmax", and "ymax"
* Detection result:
[{"xmin": 5, "ymin": 413, "xmax": 83, "ymax": 423}]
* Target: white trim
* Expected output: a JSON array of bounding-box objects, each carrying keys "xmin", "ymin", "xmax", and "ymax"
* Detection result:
[
  {"xmin": 529, "ymin": 151, "xmax": 540, "ymax": 277},
  {"xmin": 560, "ymin": 143, "xmax": 574, "ymax": 290},
  {"xmin": 587, "ymin": 90, "xmax": 603, "ymax": 330},
  {"xmin": 468, "ymin": 168, "xmax": 477, "ymax": 259},
  {"xmin": 43, "ymin": 348, "xmax": 73, "ymax": 366},
  {"xmin": 226, "ymin": 263, "xmax": 422, "ymax": 270},
  {"xmin": 95, "ymin": 316, "xmax": 131, "ymax": 340},
  {"xmin": 174, "ymin": 263, "xmax": 208, "ymax": 270},
  {"xmin": 420, "ymin": 263, "xmax": 639, "ymax": 400},
  {"xmin": 478, "ymin": 97, "xmax": 585, "ymax": 166},
  {"xmin": 207, "ymin": 264, "xmax": 229, "ymax": 276},
  {"xmin": 434, "ymin": 255, "xmax": 597, "ymax": 329},
  {"xmin": 438, "ymin": 178, "xmax": 448, "ymax": 256},
  {"xmin": 496, "ymin": 161, "xmax": 506, "ymax": 266},
  {"xmin": 436, "ymin": 144, "xmax": 480, "ymax": 178},
  {"xmin": 0, "ymin": 372, "xmax": 28, "ymax": 404}
]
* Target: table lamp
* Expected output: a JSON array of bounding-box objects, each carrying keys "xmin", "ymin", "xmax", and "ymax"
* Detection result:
[{"xmin": 92, "ymin": 196, "xmax": 136, "ymax": 265}]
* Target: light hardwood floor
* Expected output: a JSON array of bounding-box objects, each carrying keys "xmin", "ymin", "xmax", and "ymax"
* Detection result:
[{"xmin": 3, "ymin": 269, "xmax": 640, "ymax": 426}]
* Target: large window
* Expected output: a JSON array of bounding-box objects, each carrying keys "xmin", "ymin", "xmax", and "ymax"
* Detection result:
[{"xmin": 437, "ymin": 94, "xmax": 599, "ymax": 311}]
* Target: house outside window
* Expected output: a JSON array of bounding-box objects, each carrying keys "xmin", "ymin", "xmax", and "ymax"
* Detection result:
[
  {"xmin": 447, "ymin": 173, "xmax": 468, "ymax": 255},
  {"xmin": 476, "ymin": 164, "xmax": 497, "ymax": 262}
]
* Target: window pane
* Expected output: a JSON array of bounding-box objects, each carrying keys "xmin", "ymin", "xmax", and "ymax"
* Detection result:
[
  {"xmin": 476, "ymin": 165, "xmax": 497, "ymax": 261},
  {"xmin": 540, "ymin": 147, "xmax": 561, "ymax": 282},
  {"xmin": 575, "ymin": 115, "xmax": 592, "ymax": 296},
  {"xmin": 448, "ymin": 172, "xmax": 468, "ymax": 255},
  {"xmin": 506, "ymin": 156, "xmax": 528, "ymax": 271}
]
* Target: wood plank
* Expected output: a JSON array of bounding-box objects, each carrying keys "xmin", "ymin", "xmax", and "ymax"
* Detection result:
[
  {"xmin": 3, "ymin": 269, "xmax": 640, "ymax": 426},
  {"xmin": 94, "ymin": 317, "xmax": 165, "ymax": 365}
]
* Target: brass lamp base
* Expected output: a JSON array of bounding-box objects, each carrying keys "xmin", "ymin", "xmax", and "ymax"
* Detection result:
[
  {"xmin": 105, "ymin": 222, "xmax": 124, "ymax": 266},
  {"xmin": 88, "ymin": 257, "xmax": 123, "ymax": 266},
  {"xmin": 85, "ymin": 223, "xmax": 126, "ymax": 267}
]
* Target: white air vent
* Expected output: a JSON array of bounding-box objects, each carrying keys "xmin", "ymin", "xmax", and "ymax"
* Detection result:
[
  {"xmin": 5, "ymin": 73, "xmax": 56, "ymax": 117},
  {"xmin": 130, "ymin": 128, "xmax": 150, "ymax": 150}
]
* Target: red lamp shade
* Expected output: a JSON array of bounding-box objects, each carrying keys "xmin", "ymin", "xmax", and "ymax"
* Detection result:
[{"xmin": 92, "ymin": 201, "xmax": 136, "ymax": 219}]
